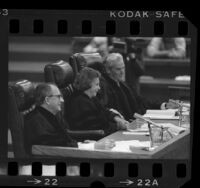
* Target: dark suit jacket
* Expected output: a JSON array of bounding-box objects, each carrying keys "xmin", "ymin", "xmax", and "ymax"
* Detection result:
[
  {"xmin": 24, "ymin": 106, "xmax": 77, "ymax": 155},
  {"xmin": 99, "ymin": 74, "xmax": 161, "ymax": 120},
  {"xmin": 65, "ymin": 91, "xmax": 119, "ymax": 135}
]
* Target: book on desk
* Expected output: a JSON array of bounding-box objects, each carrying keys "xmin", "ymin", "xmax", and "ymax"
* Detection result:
[{"xmin": 143, "ymin": 109, "xmax": 179, "ymax": 119}]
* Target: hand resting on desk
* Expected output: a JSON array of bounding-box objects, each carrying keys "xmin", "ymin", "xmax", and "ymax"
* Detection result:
[
  {"xmin": 114, "ymin": 116, "xmax": 129, "ymax": 130},
  {"xmin": 128, "ymin": 119, "xmax": 145, "ymax": 130}
]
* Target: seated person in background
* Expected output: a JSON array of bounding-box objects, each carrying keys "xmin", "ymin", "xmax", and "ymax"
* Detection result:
[
  {"xmin": 83, "ymin": 37, "xmax": 109, "ymax": 60},
  {"xmin": 146, "ymin": 37, "xmax": 186, "ymax": 59},
  {"xmin": 101, "ymin": 53, "xmax": 176, "ymax": 121},
  {"xmin": 65, "ymin": 67, "xmax": 129, "ymax": 136},
  {"xmin": 24, "ymin": 83, "xmax": 78, "ymax": 155}
]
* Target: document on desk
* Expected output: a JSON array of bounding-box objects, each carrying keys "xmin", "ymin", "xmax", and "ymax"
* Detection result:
[
  {"xmin": 125, "ymin": 124, "xmax": 150, "ymax": 135},
  {"xmin": 140, "ymin": 123, "xmax": 187, "ymax": 135},
  {"xmin": 78, "ymin": 140, "xmax": 152, "ymax": 152},
  {"xmin": 182, "ymin": 103, "xmax": 190, "ymax": 111},
  {"xmin": 123, "ymin": 132, "xmax": 150, "ymax": 136},
  {"xmin": 143, "ymin": 109, "xmax": 179, "ymax": 119},
  {"xmin": 111, "ymin": 140, "xmax": 151, "ymax": 152},
  {"xmin": 124, "ymin": 128, "xmax": 149, "ymax": 135},
  {"xmin": 78, "ymin": 142, "xmax": 95, "ymax": 150},
  {"xmin": 160, "ymin": 123, "xmax": 187, "ymax": 135}
]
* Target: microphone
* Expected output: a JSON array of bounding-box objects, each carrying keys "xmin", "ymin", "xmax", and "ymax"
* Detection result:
[
  {"xmin": 169, "ymin": 99, "xmax": 190, "ymax": 126},
  {"xmin": 134, "ymin": 113, "xmax": 164, "ymax": 128},
  {"xmin": 133, "ymin": 113, "xmax": 174, "ymax": 144}
]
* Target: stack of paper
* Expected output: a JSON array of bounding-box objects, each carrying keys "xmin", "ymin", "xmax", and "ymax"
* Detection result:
[
  {"xmin": 182, "ymin": 102, "xmax": 190, "ymax": 109},
  {"xmin": 78, "ymin": 140, "xmax": 153, "ymax": 153},
  {"xmin": 175, "ymin": 75, "xmax": 190, "ymax": 81},
  {"xmin": 160, "ymin": 123, "xmax": 186, "ymax": 135},
  {"xmin": 124, "ymin": 128, "xmax": 149, "ymax": 135},
  {"xmin": 143, "ymin": 109, "xmax": 179, "ymax": 119},
  {"xmin": 78, "ymin": 142, "xmax": 95, "ymax": 150},
  {"xmin": 111, "ymin": 140, "xmax": 151, "ymax": 152},
  {"xmin": 140, "ymin": 123, "xmax": 187, "ymax": 136},
  {"xmin": 123, "ymin": 132, "xmax": 150, "ymax": 136}
]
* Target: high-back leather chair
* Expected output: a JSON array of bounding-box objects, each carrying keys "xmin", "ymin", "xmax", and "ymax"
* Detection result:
[
  {"xmin": 8, "ymin": 80, "xmax": 36, "ymax": 158},
  {"xmin": 69, "ymin": 52, "xmax": 106, "ymax": 76},
  {"xmin": 44, "ymin": 60, "xmax": 74, "ymax": 88},
  {"xmin": 44, "ymin": 60, "xmax": 105, "ymax": 141},
  {"xmin": 44, "ymin": 60, "xmax": 75, "ymax": 99}
]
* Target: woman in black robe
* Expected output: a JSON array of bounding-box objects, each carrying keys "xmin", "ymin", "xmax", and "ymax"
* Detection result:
[{"xmin": 65, "ymin": 67, "xmax": 129, "ymax": 136}]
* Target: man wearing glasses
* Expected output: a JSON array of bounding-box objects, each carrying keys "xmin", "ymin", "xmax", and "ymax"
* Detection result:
[{"xmin": 24, "ymin": 83, "xmax": 78, "ymax": 155}]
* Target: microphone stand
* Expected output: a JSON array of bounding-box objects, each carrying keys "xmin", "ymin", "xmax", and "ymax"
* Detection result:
[
  {"xmin": 178, "ymin": 104, "xmax": 183, "ymax": 127},
  {"xmin": 134, "ymin": 113, "xmax": 174, "ymax": 147},
  {"xmin": 147, "ymin": 122, "xmax": 153, "ymax": 147},
  {"xmin": 169, "ymin": 99, "xmax": 190, "ymax": 127}
]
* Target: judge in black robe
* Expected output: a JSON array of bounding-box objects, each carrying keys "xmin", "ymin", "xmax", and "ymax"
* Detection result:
[
  {"xmin": 24, "ymin": 106, "xmax": 77, "ymax": 155},
  {"xmin": 24, "ymin": 83, "xmax": 78, "ymax": 155},
  {"xmin": 65, "ymin": 67, "xmax": 129, "ymax": 135}
]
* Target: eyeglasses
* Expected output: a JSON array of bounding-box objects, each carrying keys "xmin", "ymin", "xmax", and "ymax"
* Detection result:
[{"xmin": 47, "ymin": 94, "xmax": 63, "ymax": 99}]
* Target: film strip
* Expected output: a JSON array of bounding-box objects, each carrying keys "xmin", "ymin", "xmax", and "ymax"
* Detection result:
[{"xmin": 0, "ymin": 9, "xmax": 197, "ymax": 187}]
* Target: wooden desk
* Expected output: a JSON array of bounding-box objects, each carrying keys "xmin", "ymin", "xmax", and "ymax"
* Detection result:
[
  {"xmin": 32, "ymin": 119, "xmax": 190, "ymax": 159},
  {"xmin": 143, "ymin": 58, "xmax": 190, "ymax": 66},
  {"xmin": 99, "ymin": 119, "xmax": 184, "ymax": 144},
  {"xmin": 139, "ymin": 77, "xmax": 190, "ymax": 102},
  {"xmin": 140, "ymin": 77, "xmax": 190, "ymax": 87},
  {"xmin": 143, "ymin": 58, "xmax": 190, "ymax": 78},
  {"xmin": 97, "ymin": 118, "xmax": 190, "ymax": 159}
]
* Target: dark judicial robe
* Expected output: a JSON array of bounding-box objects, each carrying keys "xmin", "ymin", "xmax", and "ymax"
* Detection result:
[
  {"xmin": 99, "ymin": 74, "xmax": 161, "ymax": 120},
  {"xmin": 65, "ymin": 91, "xmax": 119, "ymax": 135},
  {"xmin": 24, "ymin": 106, "xmax": 77, "ymax": 155}
]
